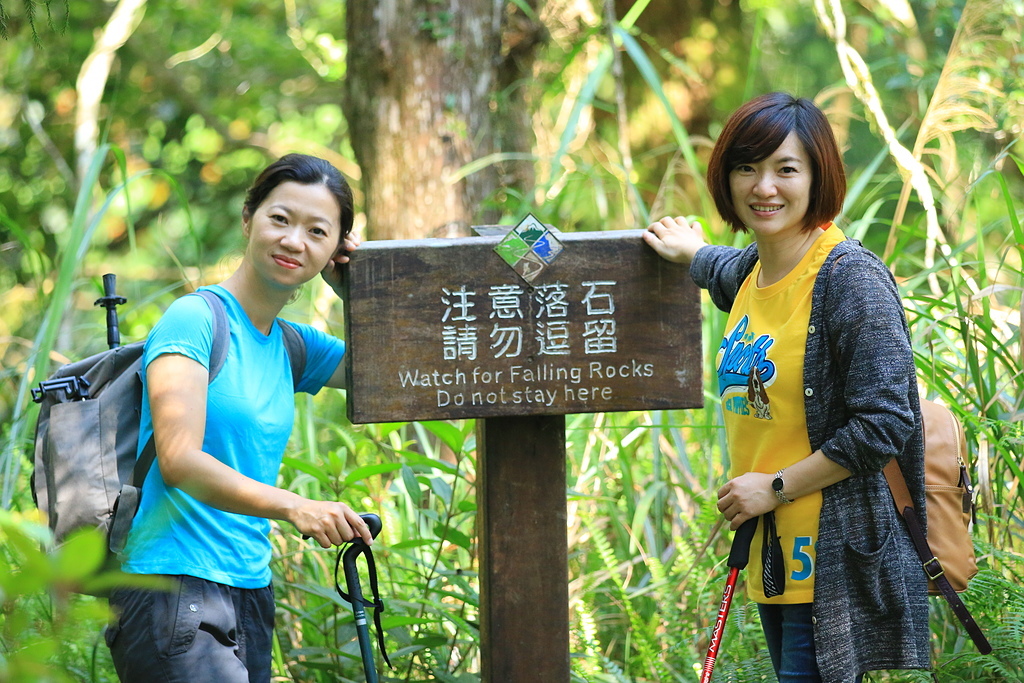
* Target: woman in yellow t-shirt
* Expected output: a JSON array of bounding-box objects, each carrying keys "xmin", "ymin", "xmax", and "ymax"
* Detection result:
[{"xmin": 644, "ymin": 93, "xmax": 929, "ymax": 683}]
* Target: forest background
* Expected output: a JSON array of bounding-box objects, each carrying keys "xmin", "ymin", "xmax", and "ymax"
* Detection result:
[{"xmin": 1, "ymin": 0, "xmax": 1022, "ymax": 681}]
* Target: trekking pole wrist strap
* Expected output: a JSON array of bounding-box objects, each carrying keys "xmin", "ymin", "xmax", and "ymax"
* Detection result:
[{"xmin": 334, "ymin": 543, "xmax": 393, "ymax": 669}]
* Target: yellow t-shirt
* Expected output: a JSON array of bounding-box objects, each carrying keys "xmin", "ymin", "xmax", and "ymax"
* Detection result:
[{"xmin": 716, "ymin": 224, "xmax": 844, "ymax": 604}]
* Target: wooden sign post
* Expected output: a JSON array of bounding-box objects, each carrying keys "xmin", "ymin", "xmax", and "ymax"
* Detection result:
[{"xmin": 344, "ymin": 226, "xmax": 702, "ymax": 681}]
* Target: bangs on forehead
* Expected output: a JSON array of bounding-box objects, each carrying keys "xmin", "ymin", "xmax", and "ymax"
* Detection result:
[
  {"xmin": 724, "ymin": 108, "xmax": 795, "ymax": 167},
  {"xmin": 706, "ymin": 92, "xmax": 845, "ymax": 233}
]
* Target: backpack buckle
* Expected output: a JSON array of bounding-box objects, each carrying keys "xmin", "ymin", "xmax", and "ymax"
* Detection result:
[{"xmin": 923, "ymin": 556, "xmax": 945, "ymax": 581}]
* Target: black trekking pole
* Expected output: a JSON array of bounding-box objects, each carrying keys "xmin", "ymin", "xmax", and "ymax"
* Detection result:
[
  {"xmin": 95, "ymin": 273, "xmax": 127, "ymax": 349},
  {"xmin": 700, "ymin": 517, "xmax": 758, "ymax": 683},
  {"xmin": 31, "ymin": 274, "xmax": 122, "ymax": 404},
  {"xmin": 333, "ymin": 513, "xmax": 390, "ymax": 683}
]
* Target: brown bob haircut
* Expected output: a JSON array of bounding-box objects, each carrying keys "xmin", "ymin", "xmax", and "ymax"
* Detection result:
[{"xmin": 707, "ymin": 92, "xmax": 846, "ymax": 233}]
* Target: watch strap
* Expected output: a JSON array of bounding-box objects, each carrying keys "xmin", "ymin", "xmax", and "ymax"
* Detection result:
[{"xmin": 773, "ymin": 469, "xmax": 794, "ymax": 505}]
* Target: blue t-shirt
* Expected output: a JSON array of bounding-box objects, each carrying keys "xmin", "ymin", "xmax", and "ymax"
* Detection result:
[{"xmin": 121, "ymin": 285, "xmax": 345, "ymax": 588}]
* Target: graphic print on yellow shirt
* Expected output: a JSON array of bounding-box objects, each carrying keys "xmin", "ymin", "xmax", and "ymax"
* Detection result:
[{"xmin": 716, "ymin": 224, "xmax": 844, "ymax": 604}]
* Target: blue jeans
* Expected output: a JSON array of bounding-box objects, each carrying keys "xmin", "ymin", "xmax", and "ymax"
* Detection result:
[
  {"xmin": 758, "ymin": 603, "xmax": 865, "ymax": 683},
  {"xmin": 758, "ymin": 603, "xmax": 820, "ymax": 683},
  {"xmin": 105, "ymin": 575, "xmax": 275, "ymax": 683}
]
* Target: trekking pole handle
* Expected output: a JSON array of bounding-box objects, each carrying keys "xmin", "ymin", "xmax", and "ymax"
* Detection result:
[
  {"xmin": 95, "ymin": 273, "xmax": 127, "ymax": 350},
  {"xmin": 303, "ymin": 512, "xmax": 381, "ymax": 543},
  {"xmin": 727, "ymin": 517, "xmax": 758, "ymax": 569},
  {"xmin": 358, "ymin": 512, "xmax": 382, "ymax": 544}
]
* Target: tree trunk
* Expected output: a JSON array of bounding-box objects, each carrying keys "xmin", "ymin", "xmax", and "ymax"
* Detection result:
[
  {"xmin": 344, "ymin": 1, "xmax": 544, "ymax": 240},
  {"xmin": 493, "ymin": 0, "xmax": 545, "ymax": 206}
]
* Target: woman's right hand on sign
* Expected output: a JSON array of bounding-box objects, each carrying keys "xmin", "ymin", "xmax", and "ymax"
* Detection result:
[
  {"xmin": 643, "ymin": 216, "xmax": 707, "ymax": 266},
  {"xmin": 321, "ymin": 232, "xmax": 362, "ymax": 297}
]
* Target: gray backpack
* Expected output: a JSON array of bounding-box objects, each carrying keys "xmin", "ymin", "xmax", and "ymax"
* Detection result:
[{"xmin": 32, "ymin": 287, "xmax": 307, "ymax": 555}]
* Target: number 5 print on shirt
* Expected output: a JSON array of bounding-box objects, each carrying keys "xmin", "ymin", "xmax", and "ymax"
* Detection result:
[{"xmin": 791, "ymin": 536, "xmax": 814, "ymax": 581}]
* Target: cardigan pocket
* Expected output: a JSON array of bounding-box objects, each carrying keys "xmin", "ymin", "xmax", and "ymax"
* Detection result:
[{"xmin": 843, "ymin": 529, "xmax": 905, "ymax": 620}]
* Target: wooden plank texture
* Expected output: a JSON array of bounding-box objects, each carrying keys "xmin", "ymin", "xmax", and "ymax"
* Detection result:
[
  {"xmin": 477, "ymin": 415, "xmax": 569, "ymax": 682},
  {"xmin": 343, "ymin": 229, "xmax": 702, "ymax": 423}
]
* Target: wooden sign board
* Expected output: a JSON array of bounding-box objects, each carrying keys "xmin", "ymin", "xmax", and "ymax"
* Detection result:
[{"xmin": 343, "ymin": 229, "xmax": 702, "ymax": 424}]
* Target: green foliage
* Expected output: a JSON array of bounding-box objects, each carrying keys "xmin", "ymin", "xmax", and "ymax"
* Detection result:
[
  {"xmin": 926, "ymin": 563, "xmax": 1024, "ymax": 681},
  {"xmin": 271, "ymin": 408, "xmax": 480, "ymax": 681},
  {"xmin": 0, "ymin": 0, "xmax": 68, "ymax": 43},
  {"xmin": 0, "ymin": 511, "xmax": 115, "ymax": 682},
  {"xmin": 2, "ymin": 0, "xmax": 1024, "ymax": 681}
]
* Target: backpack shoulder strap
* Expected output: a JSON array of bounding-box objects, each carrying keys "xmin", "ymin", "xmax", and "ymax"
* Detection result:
[
  {"xmin": 192, "ymin": 289, "xmax": 230, "ymax": 381},
  {"xmin": 883, "ymin": 403, "xmax": 991, "ymax": 654},
  {"xmin": 278, "ymin": 319, "xmax": 308, "ymax": 392},
  {"xmin": 129, "ymin": 290, "xmax": 230, "ymax": 488},
  {"xmin": 890, "ymin": 494, "xmax": 992, "ymax": 653}
]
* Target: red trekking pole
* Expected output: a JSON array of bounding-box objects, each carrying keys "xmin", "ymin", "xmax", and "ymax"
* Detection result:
[{"xmin": 700, "ymin": 517, "xmax": 758, "ymax": 683}]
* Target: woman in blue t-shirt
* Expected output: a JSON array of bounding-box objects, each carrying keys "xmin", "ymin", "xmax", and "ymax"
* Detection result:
[{"xmin": 105, "ymin": 154, "xmax": 372, "ymax": 683}]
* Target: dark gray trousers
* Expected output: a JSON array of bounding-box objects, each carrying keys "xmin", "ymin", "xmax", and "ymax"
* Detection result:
[{"xmin": 105, "ymin": 575, "xmax": 274, "ymax": 683}]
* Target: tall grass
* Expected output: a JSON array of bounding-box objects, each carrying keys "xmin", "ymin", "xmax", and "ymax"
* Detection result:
[
  {"xmin": 3, "ymin": 3, "xmax": 1024, "ymax": 683},
  {"xmin": 1, "ymin": 145, "xmax": 199, "ymax": 509}
]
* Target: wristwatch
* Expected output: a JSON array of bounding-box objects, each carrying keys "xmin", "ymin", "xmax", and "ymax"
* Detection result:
[{"xmin": 772, "ymin": 469, "xmax": 794, "ymax": 505}]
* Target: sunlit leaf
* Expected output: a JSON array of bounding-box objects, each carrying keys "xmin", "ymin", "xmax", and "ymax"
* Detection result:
[
  {"xmin": 401, "ymin": 465, "xmax": 423, "ymax": 507},
  {"xmin": 420, "ymin": 420, "xmax": 465, "ymax": 454},
  {"xmin": 434, "ymin": 523, "xmax": 472, "ymax": 551},
  {"xmin": 283, "ymin": 456, "xmax": 333, "ymax": 487},
  {"xmin": 343, "ymin": 462, "xmax": 403, "ymax": 486},
  {"xmin": 53, "ymin": 527, "xmax": 105, "ymax": 581}
]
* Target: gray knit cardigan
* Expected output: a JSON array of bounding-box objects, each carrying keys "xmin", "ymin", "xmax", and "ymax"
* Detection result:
[{"xmin": 691, "ymin": 238, "xmax": 931, "ymax": 681}]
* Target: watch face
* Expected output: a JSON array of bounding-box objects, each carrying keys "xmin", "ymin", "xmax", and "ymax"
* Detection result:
[{"xmin": 772, "ymin": 477, "xmax": 783, "ymax": 491}]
